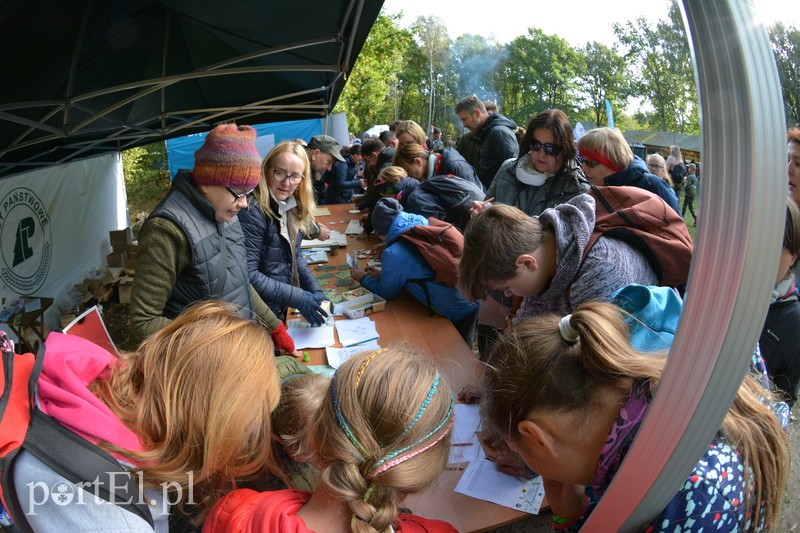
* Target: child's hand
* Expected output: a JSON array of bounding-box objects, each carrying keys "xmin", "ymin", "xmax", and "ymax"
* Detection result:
[
  {"xmin": 364, "ymin": 266, "xmax": 381, "ymax": 280},
  {"xmin": 371, "ymin": 243, "xmax": 386, "ymax": 258},
  {"xmin": 350, "ymin": 266, "xmax": 367, "ymax": 282},
  {"xmin": 457, "ymin": 384, "xmax": 482, "ymax": 404},
  {"xmin": 479, "ymin": 431, "xmax": 532, "ymax": 479},
  {"xmin": 470, "ymin": 197, "xmax": 494, "ymax": 218}
]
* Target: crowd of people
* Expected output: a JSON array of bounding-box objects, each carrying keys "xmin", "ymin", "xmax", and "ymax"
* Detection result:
[{"xmin": 4, "ymin": 103, "xmax": 798, "ymax": 532}]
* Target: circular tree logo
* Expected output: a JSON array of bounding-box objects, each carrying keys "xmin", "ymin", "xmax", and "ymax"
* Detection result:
[{"xmin": 0, "ymin": 188, "xmax": 52, "ymax": 294}]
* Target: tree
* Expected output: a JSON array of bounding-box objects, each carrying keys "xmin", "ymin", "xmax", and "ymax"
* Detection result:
[
  {"xmin": 121, "ymin": 142, "xmax": 170, "ymax": 217},
  {"xmin": 410, "ymin": 16, "xmax": 452, "ymax": 134},
  {"xmin": 333, "ymin": 13, "xmax": 412, "ymax": 135},
  {"xmin": 577, "ymin": 42, "xmax": 632, "ymax": 126},
  {"xmin": 494, "ymin": 29, "xmax": 583, "ymax": 125},
  {"xmin": 614, "ymin": 0, "xmax": 698, "ymax": 134},
  {"xmin": 769, "ymin": 23, "xmax": 800, "ymax": 127}
]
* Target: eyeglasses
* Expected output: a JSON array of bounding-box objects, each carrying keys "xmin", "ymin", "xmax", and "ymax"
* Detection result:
[
  {"xmin": 226, "ymin": 187, "xmax": 255, "ymax": 201},
  {"xmin": 648, "ymin": 163, "xmax": 664, "ymax": 169},
  {"xmin": 530, "ymin": 140, "xmax": 562, "ymax": 156},
  {"xmin": 271, "ymin": 168, "xmax": 305, "ymax": 183},
  {"xmin": 577, "ymin": 155, "xmax": 600, "ymax": 168}
]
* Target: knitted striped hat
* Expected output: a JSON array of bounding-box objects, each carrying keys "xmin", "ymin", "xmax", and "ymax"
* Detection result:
[{"xmin": 192, "ymin": 124, "xmax": 261, "ymax": 188}]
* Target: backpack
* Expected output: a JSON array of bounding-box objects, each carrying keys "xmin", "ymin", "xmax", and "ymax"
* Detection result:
[
  {"xmin": 386, "ymin": 218, "xmax": 463, "ymax": 316},
  {"xmin": 669, "ymin": 162, "xmax": 687, "ymax": 189},
  {"xmin": 404, "ymin": 175, "xmax": 485, "ymax": 230},
  {"xmin": 0, "ymin": 333, "xmax": 153, "ymax": 531},
  {"xmin": 585, "ymin": 185, "xmax": 693, "ymax": 287}
]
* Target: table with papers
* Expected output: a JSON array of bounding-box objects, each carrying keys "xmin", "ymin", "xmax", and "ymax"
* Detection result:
[{"xmin": 294, "ymin": 204, "xmax": 537, "ymax": 532}]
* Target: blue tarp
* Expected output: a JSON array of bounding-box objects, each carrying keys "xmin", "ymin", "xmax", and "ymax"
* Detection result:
[{"xmin": 165, "ymin": 118, "xmax": 323, "ymax": 178}]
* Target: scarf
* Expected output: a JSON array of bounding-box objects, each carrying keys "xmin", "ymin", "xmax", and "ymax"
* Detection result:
[
  {"xmin": 771, "ymin": 269, "xmax": 797, "ymax": 304},
  {"xmin": 515, "ymin": 153, "xmax": 553, "ymax": 186}
]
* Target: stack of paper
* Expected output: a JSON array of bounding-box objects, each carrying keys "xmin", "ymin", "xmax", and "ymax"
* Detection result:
[
  {"xmin": 326, "ymin": 341, "xmax": 381, "ymax": 368},
  {"xmin": 334, "ymin": 316, "xmax": 379, "ymax": 347},
  {"xmin": 301, "ymin": 230, "xmax": 347, "ymax": 248}
]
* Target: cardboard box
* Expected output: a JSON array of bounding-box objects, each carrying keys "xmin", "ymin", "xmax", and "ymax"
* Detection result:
[
  {"xmin": 117, "ymin": 278, "xmax": 134, "ymax": 304},
  {"xmin": 338, "ymin": 290, "xmax": 386, "ymax": 319},
  {"xmin": 106, "ymin": 251, "xmax": 127, "ymax": 268},
  {"xmin": 124, "ymin": 252, "xmax": 138, "ymax": 270},
  {"xmin": 109, "ymin": 228, "xmax": 133, "ymax": 247}
]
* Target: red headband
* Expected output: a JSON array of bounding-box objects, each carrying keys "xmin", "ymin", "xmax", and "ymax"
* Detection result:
[{"xmin": 579, "ymin": 149, "xmax": 625, "ymax": 173}]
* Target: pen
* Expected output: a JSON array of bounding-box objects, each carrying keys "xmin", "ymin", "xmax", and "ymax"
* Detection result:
[
  {"xmin": 451, "ymin": 442, "xmax": 473, "ymax": 447},
  {"xmin": 346, "ymin": 336, "xmax": 379, "ymax": 348}
]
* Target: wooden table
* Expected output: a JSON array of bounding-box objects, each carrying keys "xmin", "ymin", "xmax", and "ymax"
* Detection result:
[{"xmin": 308, "ymin": 204, "xmax": 530, "ymax": 532}]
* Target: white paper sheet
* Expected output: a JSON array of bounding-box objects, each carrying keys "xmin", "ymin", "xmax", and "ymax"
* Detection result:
[
  {"xmin": 315, "ymin": 207, "xmax": 331, "ymax": 216},
  {"xmin": 455, "ymin": 458, "xmax": 545, "ymax": 514},
  {"xmin": 326, "ymin": 342, "xmax": 381, "ymax": 368},
  {"xmin": 334, "ymin": 316, "xmax": 380, "ymax": 347},
  {"xmin": 287, "ymin": 318, "xmax": 336, "ymax": 348},
  {"xmin": 301, "ymin": 230, "xmax": 347, "ymax": 248},
  {"xmin": 345, "ymin": 219, "xmax": 364, "ymax": 234},
  {"xmin": 448, "ymin": 404, "xmax": 483, "ymax": 465}
]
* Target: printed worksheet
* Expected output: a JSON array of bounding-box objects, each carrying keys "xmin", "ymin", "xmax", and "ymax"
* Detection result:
[
  {"xmin": 455, "ymin": 458, "xmax": 545, "ymax": 514},
  {"xmin": 334, "ymin": 316, "xmax": 380, "ymax": 347},
  {"xmin": 449, "ymin": 404, "xmax": 483, "ymax": 465},
  {"xmin": 326, "ymin": 341, "xmax": 381, "ymax": 368}
]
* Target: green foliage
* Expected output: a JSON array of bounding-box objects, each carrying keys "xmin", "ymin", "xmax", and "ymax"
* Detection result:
[
  {"xmin": 340, "ymin": 2, "xmax": 794, "ymax": 140},
  {"xmin": 121, "ymin": 143, "xmax": 170, "ymax": 217},
  {"xmin": 613, "ymin": 0, "xmax": 698, "ymax": 134},
  {"xmin": 334, "ymin": 13, "xmax": 413, "ymax": 134},
  {"xmin": 495, "ymin": 29, "xmax": 583, "ymax": 125},
  {"xmin": 578, "ymin": 42, "xmax": 632, "ymax": 126},
  {"xmin": 769, "ymin": 23, "xmax": 800, "ymax": 127}
]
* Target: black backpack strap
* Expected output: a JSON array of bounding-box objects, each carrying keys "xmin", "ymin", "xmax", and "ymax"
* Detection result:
[
  {"xmin": 1, "ymin": 340, "xmax": 46, "ymax": 533},
  {"xmin": 22, "ymin": 410, "xmax": 154, "ymax": 528}
]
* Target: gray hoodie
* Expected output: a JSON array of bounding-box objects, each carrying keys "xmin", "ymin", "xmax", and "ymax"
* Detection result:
[{"xmin": 515, "ymin": 194, "xmax": 658, "ymax": 322}]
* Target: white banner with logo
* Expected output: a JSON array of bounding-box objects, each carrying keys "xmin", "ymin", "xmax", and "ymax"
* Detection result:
[{"xmin": 0, "ymin": 154, "xmax": 128, "ymax": 301}]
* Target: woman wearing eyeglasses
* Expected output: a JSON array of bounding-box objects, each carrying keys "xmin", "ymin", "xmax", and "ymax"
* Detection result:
[
  {"xmin": 577, "ymin": 127, "xmax": 681, "ymax": 214},
  {"xmin": 131, "ymin": 124, "xmax": 296, "ymax": 355},
  {"xmin": 239, "ymin": 141, "xmax": 329, "ymax": 331}
]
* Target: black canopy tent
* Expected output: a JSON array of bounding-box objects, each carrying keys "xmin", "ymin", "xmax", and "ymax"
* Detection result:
[{"xmin": 0, "ymin": 0, "xmax": 384, "ymax": 179}]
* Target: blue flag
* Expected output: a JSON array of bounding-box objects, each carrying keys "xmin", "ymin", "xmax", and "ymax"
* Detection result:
[{"xmin": 605, "ymin": 98, "xmax": 615, "ymax": 128}]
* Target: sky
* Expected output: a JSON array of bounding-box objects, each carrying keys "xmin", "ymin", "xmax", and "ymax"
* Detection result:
[{"xmin": 381, "ymin": 0, "xmax": 798, "ymax": 48}]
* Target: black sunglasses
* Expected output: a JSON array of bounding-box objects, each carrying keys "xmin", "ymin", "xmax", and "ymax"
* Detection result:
[
  {"xmin": 226, "ymin": 187, "xmax": 255, "ymax": 201},
  {"xmin": 530, "ymin": 140, "xmax": 562, "ymax": 156},
  {"xmin": 577, "ymin": 155, "xmax": 600, "ymax": 168}
]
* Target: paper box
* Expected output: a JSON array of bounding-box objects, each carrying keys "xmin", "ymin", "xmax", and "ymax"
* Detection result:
[
  {"xmin": 117, "ymin": 278, "xmax": 134, "ymax": 304},
  {"xmin": 338, "ymin": 290, "xmax": 386, "ymax": 319},
  {"xmin": 107, "ymin": 251, "xmax": 127, "ymax": 268},
  {"xmin": 109, "ymin": 228, "xmax": 133, "ymax": 247}
]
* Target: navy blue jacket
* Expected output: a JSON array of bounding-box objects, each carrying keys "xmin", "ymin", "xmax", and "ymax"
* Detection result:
[
  {"xmin": 604, "ymin": 155, "xmax": 681, "ymax": 215},
  {"xmin": 325, "ymin": 156, "xmax": 362, "ymax": 204},
  {"xmin": 239, "ymin": 197, "xmax": 322, "ymax": 319}
]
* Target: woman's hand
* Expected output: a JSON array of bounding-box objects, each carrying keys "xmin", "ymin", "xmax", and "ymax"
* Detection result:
[{"xmin": 317, "ymin": 222, "xmax": 331, "ymax": 241}]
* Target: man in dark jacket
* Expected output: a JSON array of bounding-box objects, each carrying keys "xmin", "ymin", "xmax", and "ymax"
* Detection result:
[{"xmin": 455, "ymin": 95, "xmax": 519, "ymax": 189}]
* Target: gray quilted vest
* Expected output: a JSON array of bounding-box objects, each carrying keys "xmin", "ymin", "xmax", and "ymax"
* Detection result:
[{"xmin": 148, "ymin": 170, "xmax": 253, "ymax": 319}]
